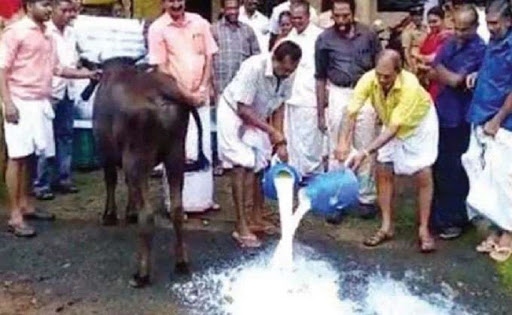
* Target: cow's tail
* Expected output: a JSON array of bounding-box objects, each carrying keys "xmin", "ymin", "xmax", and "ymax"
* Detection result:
[{"xmin": 184, "ymin": 107, "xmax": 210, "ymax": 172}]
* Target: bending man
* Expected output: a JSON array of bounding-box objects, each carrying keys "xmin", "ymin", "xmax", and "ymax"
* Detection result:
[{"xmin": 336, "ymin": 49, "xmax": 439, "ymax": 253}]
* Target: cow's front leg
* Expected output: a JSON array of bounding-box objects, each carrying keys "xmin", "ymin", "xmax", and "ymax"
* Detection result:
[
  {"xmin": 165, "ymin": 161, "xmax": 190, "ymax": 275},
  {"xmin": 101, "ymin": 163, "xmax": 118, "ymax": 226}
]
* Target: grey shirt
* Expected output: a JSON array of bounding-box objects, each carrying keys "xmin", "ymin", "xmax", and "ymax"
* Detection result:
[
  {"xmin": 211, "ymin": 18, "xmax": 260, "ymax": 93},
  {"xmin": 314, "ymin": 23, "xmax": 382, "ymax": 87}
]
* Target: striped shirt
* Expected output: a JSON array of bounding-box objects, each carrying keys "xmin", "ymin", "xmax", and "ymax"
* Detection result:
[{"xmin": 211, "ymin": 18, "xmax": 260, "ymax": 94}]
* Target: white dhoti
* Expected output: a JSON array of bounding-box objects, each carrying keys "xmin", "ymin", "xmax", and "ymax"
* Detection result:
[
  {"xmin": 217, "ymin": 97, "xmax": 272, "ymax": 173},
  {"xmin": 462, "ymin": 126, "xmax": 512, "ymax": 231},
  {"xmin": 327, "ymin": 82, "xmax": 377, "ymax": 204},
  {"xmin": 284, "ymin": 104, "xmax": 326, "ymax": 176},
  {"xmin": 3, "ymin": 98, "xmax": 55, "ymax": 159},
  {"xmin": 377, "ymin": 105, "xmax": 439, "ymax": 176},
  {"xmin": 163, "ymin": 101, "xmax": 215, "ymax": 214}
]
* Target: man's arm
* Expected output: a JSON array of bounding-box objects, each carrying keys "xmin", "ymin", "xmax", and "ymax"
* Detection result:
[
  {"xmin": 433, "ymin": 64, "xmax": 465, "ymax": 88},
  {"xmin": 247, "ymin": 27, "xmax": 261, "ymax": 55},
  {"xmin": 0, "ymin": 28, "xmax": 20, "ymax": 122},
  {"xmin": 484, "ymin": 92, "xmax": 512, "ymax": 136},
  {"xmin": 0, "ymin": 68, "xmax": 18, "ymax": 123},
  {"xmin": 335, "ymin": 72, "xmax": 372, "ymax": 161},
  {"xmin": 199, "ymin": 20, "xmax": 219, "ymax": 90},
  {"xmin": 237, "ymin": 103, "xmax": 280, "ymax": 139}
]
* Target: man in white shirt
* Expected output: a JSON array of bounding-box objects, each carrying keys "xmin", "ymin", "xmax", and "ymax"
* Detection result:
[
  {"xmin": 33, "ymin": 0, "xmax": 80, "ymax": 199},
  {"xmin": 269, "ymin": 0, "xmax": 318, "ymax": 48},
  {"xmin": 284, "ymin": 0, "xmax": 324, "ymax": 178},
  {"xmin": 239, "ymin": 0, "xmax": 270, "ymax": 52}
]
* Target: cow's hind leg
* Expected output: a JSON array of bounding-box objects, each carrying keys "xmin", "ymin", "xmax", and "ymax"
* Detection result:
[
  {"xmin": 125, "ymin": 176, "xmax": 138, "ymax": 225},
  {"xmin": 101, "ymin": 163, "xmax": 118, "ymax": 226},
  {"xmin": 164, "ymin": 160, "xmax": 190, "ymax": 275},
  {"xmin": 124, "ymin": 157, "xmax": 154, "ymax": 288}
]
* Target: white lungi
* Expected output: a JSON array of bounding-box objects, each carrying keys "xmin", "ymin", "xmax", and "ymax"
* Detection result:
[
  {"xmin": 217, "ymin": 97, "xmax": 272, "ymax": 173},
  {"xmin": 462, "ymin": 126, "xmax": 512, "ymax": 231},
  {"xmin": 3, "ymin": 97, "xmax": 55, "ymax": 159},
  {"xmin": 377, "ymin": 104, "xmax": 439, "ymax": 176},
  {"xmin": 163, "ymin": 102, "xmax": 215, "ymax": 213},
  {"xmin": 284, "ymin": 104, "xmax": 326, "ymax": 176},
  {"xmin": 327, "ymin": 82, "xmax": 378, "ymax": 204}
]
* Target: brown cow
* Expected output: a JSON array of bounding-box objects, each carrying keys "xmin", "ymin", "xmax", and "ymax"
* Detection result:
[{"xmin": 81, "ymin": 56, "xmax": 208, "ymax": 288}]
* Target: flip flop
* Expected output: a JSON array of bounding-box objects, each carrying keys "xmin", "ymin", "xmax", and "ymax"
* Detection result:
[
  {"xmin": 232, "ymin": 231, "xmax": 262, "ymax": 248},
  {"xmin": 476, "ymin": 239, "xmax": 498, "ymax": 253},
  {"xmin": 490, "ymin": 246, "xmax": 512, "ymax": 262}
]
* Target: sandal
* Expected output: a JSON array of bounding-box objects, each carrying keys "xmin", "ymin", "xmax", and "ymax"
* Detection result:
[
  {"xmin": 363, "ymin": 230, "xmax": 393, "ymax": 247},
  {"xmin": 419, "ymin": 234, "xmax": 436, "ymax": 253},
  {"xmin": 248, "ymin": 219, "xmax": 280, "ymax": 236},
  {"xmin": 232, "ymin": 231, "xmax": 262, "ymax": 248},
  {"xmin": 490, "ymin": 246, "xmax": 512, "ymax": 262},
  {"xmin": 7, "ymin": 223, "xmax": 36, "ymax": 238},
  {"xmin": 476, "ymin": 239, "xmax": 498, "ymax": 253}
]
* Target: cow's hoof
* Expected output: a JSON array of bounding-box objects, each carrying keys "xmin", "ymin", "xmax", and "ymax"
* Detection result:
[
  {"xmin": 125, "ymin": 214, "xmax": 138, "ymax": 224},
  {"xmin": 101, "ymin": 214, "xmax": 118, "ymax": 226},
  {"xmin": 175, "ymin": 262, "xmax": 191, "ymax": 275},
  {"xmin": 129, "ymin": 273, "xmax": 150, "ymax": 288}
]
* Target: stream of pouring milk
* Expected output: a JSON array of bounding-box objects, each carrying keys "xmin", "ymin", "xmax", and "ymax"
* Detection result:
[{"xmin": 271, "ymin": 173, "xmax": 311, "ymax": 270}]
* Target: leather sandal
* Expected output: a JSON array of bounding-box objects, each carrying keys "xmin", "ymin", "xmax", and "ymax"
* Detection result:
[
  {"xmin": 363, "ymin": 230, "xmax": 394, "ymax": 247},
  {"xmin": 23, "ymin": 208, "xmax": 56, "ymax": 221},
  {"xmin": 7, "ymin": 223, "xmax": 36, "ymax": 238},
  {"xmin": 419, "ymin": 234, "xmax": 436, "ymax": 253}
]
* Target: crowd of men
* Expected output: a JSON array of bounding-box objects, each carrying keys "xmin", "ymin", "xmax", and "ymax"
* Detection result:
[{"xmin": 1, "ymin": 0, "xmax": 512, "ymax": 262}]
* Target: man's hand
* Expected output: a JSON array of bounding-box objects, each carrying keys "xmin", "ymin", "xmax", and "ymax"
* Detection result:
[
  {"xmin": 483, "ymin": 117, "xmax": 501, "ymax": 137},
  {"xmin": 334, "ymin": 143, "xmax": 351, "ymax": 163},
  {"xmin": 86, "ymin": 69, "xmax": 102, "ymax": 81},
  {"xmin": 318, "ymin": 115, "xmax": 327, "ymax": 133},
  {"xmin": 275, "ymin": 143, "xmax": 288, "ymax": 162},
  {"xmin": 270, "ymin": 129, "xmax": 286, "ymax": 145},
  {"xmin": 190, "ymin": 89, "xmax": 207, "ymax": 106},
  {"xmin": 346, "ymin": 150, "xmax": 367, "ymax": 171},
  {"xmin": 466, "ymin": 72, "xmax": 478, "ymax": 89},
  {"xmin": 4, "ymin": 101, "xmax": 19, "ymax": 124}
]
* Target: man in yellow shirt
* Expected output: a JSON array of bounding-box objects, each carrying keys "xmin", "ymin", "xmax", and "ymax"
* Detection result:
[{"xmin": 336, "ymin": 49, "xmax": 439, "ymax": 253}]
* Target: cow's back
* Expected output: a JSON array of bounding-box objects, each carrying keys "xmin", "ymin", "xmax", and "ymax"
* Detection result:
[{"xmin": 93, "ymin": 67, "xmax": 190, "ymax": 167}]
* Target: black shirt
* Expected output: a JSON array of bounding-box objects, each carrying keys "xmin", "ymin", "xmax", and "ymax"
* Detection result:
[{"xmin": 314, "ymin": 22, "xmax": 382, "ymax": 87}]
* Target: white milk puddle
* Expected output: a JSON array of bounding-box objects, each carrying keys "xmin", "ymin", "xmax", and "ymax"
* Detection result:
[{"xmin": 171, "ymin": 173, "xmax": 472, "ymax": 315}]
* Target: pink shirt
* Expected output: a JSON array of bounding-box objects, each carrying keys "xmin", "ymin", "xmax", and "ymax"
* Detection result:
[
  {"xmin": 147, "ymin": 12, "xmax": 218, "ymax": 91},
  {"xmin": 0, "ymin": 17, "xmax": 61, "ymax": 100}
]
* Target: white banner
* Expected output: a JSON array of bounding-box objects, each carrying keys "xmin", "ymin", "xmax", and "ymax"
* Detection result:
[{"xmin": 72, "ymin": 15, "xmax": 147, "ymax": 128}]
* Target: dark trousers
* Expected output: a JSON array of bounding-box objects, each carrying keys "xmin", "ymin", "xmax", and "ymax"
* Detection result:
[
  {"xmin": 33, "ymin": 92, "xmax": 75, "ymax": 192},
  {"xmin": 431, "ymin": 124, "xmax": 471, "ymax": 231}
]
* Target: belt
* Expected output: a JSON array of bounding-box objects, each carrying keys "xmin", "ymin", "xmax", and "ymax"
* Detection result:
[{"xmin": 332, "ymin": 81, "xmax": 356, "ymax": 88}]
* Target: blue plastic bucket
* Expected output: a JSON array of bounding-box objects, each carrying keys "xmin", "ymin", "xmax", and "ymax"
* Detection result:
[
  {"xmin": 303, "ymin": 169, "xmax": 359, "ymax": 216},
  {"xmin": 262, "ymin": 162, "xmax": 301, "ymax": 201}
]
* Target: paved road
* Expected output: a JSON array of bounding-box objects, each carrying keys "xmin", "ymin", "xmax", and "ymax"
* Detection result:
[{"xmin": 0, "ymin": 218, "xmax": 510, "ymax": 315}]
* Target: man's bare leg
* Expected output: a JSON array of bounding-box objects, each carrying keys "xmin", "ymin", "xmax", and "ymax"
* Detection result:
[
  {"xmin": 415, "ymin": 167, "xmax": 435, "ymax": 252},
  {"xmin": 231, "ymin": 167, "xmax": 260, "ymax": 247},
  {"xmin": 377, "ymin": 163, "xmax": 394, "ymax": 233},
  {"xmin": 19, "ymin": 156, "xmax": 35, "ymax": 213},
  {"xmin": 364, "ymin": 163, "xmax": 394, "ymax": 246},
  {"xmin": 248, "ymin": 171, "xmax": 278, "ymax": 234},
  {"xmin": 6, "ymin": 158, "xmax": 23, "ymax": 224},
  {"xmin": 6, "ymin": 157, "xmax": 35, "ymax": 236}
]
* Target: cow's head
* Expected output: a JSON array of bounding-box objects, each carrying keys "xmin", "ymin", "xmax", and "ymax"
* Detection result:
[{"xmin": 78, "ymin": 54, "xmax": 147, "ymax": 101}]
